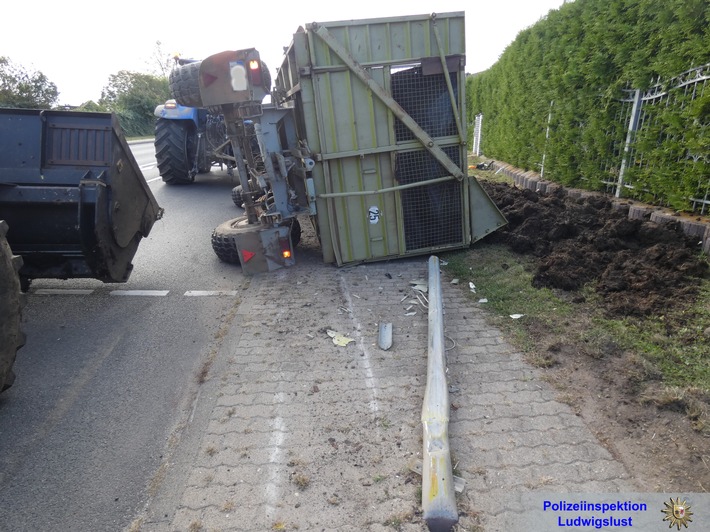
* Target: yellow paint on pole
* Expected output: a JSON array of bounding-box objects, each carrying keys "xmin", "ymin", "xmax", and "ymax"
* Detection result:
[{"xmin": 421, "ymin": 256, "xmax": 458, "ymax": 531}]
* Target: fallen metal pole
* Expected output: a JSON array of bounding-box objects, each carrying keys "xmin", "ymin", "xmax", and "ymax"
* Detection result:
[{"xmin": 422, "ymin": 255, "xmax": 458, "ymax": 531}]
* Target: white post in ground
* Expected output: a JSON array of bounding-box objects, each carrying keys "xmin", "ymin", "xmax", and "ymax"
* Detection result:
[
  {"xmin": 473, "ymin": 114, "xmax": 483, "ymax": 157},
  {"xmin": 421, "ymin": 255, "xmax": 458, "ymax": 531}
]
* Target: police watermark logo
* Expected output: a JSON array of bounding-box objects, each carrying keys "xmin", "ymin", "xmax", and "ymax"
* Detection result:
[
  {"xmin": 368, "ymin": 206, "xmax": 381, "ymax": 224},
  {"xmin": 661, "ymin": 497, "xmax": 693, "ymax": 530}
]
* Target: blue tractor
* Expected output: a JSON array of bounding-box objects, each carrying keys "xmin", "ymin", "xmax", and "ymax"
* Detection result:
[{"xmin": 153, "ymin": 59, "xmax": 231, "ymax": 185}]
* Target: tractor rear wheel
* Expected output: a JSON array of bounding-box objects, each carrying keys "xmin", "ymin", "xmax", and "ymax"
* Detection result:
[
  {"xmin": 0, "ymin": 221, "xmax": 25, "ymax": 393},
  {"xmin": 169, "ymin": 61, "xmax": 203, "ymax": 108},
  {"xmin": 155, "ymin": 119, "xmax": 196, "ymax": 185}
]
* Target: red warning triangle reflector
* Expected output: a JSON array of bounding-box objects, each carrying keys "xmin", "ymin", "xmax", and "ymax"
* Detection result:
[
  {"xmin": 242, "ymin": 250, "xmax": 255, "ymax": 262},
  {"xmin": 202, "ymin": 73, "xmax": 218, "ymax": 87}
]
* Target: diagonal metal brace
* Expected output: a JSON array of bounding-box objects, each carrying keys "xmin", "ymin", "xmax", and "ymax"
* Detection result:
[
  {"xmin": 309, "ymin": 23, "xmax": 465, "ymax": 181},
  {"xmin": 431, "ymin": 13, "xmax": 464, "ymax": 142}
]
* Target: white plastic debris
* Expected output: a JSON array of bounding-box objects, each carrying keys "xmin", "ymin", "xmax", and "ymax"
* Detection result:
[
  {"xmin": 450, "ymin": 278, "xmax": 459, "ymax": 285},
  {"xmin": 413, "ymin": 292, "xmax": 429, "ymax": 309},
  {"xmin": 378, "ymin": 323, "xmax": 393, "ymax": 350},
  {"xmin": 410, "ymin": 279, "xmax": 428, "ymax": 292},
  {"xmin": 478, "ymin": 298, "xmax": 488, "ymax": 303},
  {"xmin": 326, "ymin": 329, "xmax": 354, "ymax": 346},
  {"xmin": 469, "ymin": 282, "xmax": 476, "ymax": 293},
  {"xmin": 509, "ymin": 314, "xmax": 525, "ymax": 319}
]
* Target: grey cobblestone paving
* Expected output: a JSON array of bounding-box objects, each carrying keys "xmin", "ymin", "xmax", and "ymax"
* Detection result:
[{"xmin": 140, "ymin": 256, "xmax": 637, "ymax": 531}]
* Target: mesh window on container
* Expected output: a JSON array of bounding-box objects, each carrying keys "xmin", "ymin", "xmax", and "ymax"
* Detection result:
[
  {"xmin": 395, "ymin": 146, "xmax": 463, "ymax": 251},
  {"xmin": 391, "ymin": 66, "xmax": 459, "ymax": 142}
]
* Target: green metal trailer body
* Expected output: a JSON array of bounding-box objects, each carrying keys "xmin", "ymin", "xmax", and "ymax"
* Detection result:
[{"xmin": 276, "ymin": 12, "xmax": 505, "ymax": 266}]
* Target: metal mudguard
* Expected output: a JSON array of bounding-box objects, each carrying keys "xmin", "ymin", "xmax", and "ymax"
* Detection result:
[
  {"xmin": 154, "ymin": 101, "xmax": 201, "ymax": 123},
  {"xmin": 232, "ymin": 223, "xmax": 294, "ymax": 275},
  {"xmin": 0, "ymin": 109, "xmax": 162, "ymax": 282}
]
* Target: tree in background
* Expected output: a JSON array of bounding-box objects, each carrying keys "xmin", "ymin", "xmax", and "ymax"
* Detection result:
[
  {"xmin": 99, "ymin": 70, "xmax": 169, "ymax": 137},
  {"xmin": 0, "ymin": 47, "xmax": 171, "ymax": 139},
  {"xmin": 74, "ymin": 100, "xmax": 105, "ymax": 112},
  {"xmin": 0, "ymin": 56, "xmax": 58, "ymax": 109},
  {"xmin": 147, "ymin": 40, "xmax": 175, "ymax": 79}
]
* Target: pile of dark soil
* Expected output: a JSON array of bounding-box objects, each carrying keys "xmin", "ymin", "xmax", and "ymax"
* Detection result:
[
  {"xmin": 478, "ymin": 181, "xmax": 710, "ymax": 492},
  {"xmin": 482, "ymin": 182, "xmax": 708, "ymax": 317}
]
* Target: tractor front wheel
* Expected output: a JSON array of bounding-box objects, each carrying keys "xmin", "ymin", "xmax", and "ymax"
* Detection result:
[{"xmin": 155, "ymin": 119, "xmax": 197, "ymax": 185}]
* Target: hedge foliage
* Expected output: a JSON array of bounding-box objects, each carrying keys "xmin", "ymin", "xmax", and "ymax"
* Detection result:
[{"xmin": 467, "ymin": 0, "xmax": 710, "ymax": 210}]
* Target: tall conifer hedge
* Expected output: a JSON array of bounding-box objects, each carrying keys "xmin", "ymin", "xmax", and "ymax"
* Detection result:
[{"xmin": 468, "ymin": 0, "xmax": 710, "ymax": 210}]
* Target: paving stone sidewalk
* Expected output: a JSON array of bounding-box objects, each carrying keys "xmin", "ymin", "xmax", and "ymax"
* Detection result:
[{"xmin": 139, "ymin": 255, "xmax": 637, "ymax": 532}]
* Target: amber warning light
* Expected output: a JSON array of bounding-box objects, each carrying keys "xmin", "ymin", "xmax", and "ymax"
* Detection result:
[
  {"xmin": 279, "ymin": 236, "xmax": 293, "ymax": 261},
  {"xmin": 248, "ymin": 59, "xmax": 262, "ymax": 85}
]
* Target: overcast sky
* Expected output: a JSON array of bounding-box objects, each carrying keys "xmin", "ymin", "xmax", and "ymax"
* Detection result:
[{"xmin": 2, "ymin": 0, "xmax": 566, "ymax": 105}]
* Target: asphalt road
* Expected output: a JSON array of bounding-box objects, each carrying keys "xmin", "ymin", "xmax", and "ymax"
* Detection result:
[{"xmin": 0, "ymin": 142, "xmax": 245, "ymax": 531}]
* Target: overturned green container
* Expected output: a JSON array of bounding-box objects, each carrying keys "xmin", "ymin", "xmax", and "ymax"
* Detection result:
[{"xmin": 276, "ymin": 11, "xmax": 506, "ymax": 266}]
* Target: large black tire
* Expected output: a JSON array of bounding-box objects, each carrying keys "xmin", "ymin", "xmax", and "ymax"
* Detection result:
[
  {"xmin": 211, "ymin": 217, "xmax": 301, "ymax": 265},
  {"xmin": 211, "ymin": 217, "xmax": 249, "ymax": 264},
  {"xmin": 231, "ymin": 186, "xmax": 245, "ymax": 208},
  {"xmin": 289, "ymin": 218, "xmax": 302, "ymax": 247},
  {"xmin": 197, "ymin": 152, "xmax": 211, "ymax": 174},
  {"xmin": 155, "ymin": 119, "xmax": 196, "ymax": 185},
  {"xmin": 0, "ymin": 221, "xmax": 25, "ymax": 393},
  {"xmin": 169, "ymin": 61, "xmax": 203, "ymax": 108}
]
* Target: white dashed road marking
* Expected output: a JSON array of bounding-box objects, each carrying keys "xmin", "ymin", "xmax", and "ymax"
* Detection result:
[
  {"xmin": 32, "ymin": 289, "xmax": 240, "ymax": 297},
  {"xmin": 110, "ymin": 290, "xmax": 170, "ymax": 297}
]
